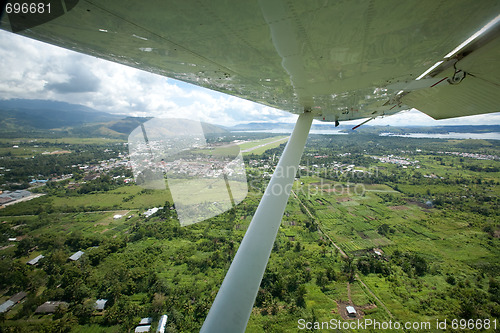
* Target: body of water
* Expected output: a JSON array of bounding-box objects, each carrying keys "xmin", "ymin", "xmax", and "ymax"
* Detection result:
[
  {"xmin": 233, "ymin": 129, "xmax": 500, "ymax": 139},
  {"xmin": 232, "ymin": 129, "xmax": 348, "ymax": 135},
  {"xmin": 379, "ymin": 132, "xmax": 500, "ymax": 140}
]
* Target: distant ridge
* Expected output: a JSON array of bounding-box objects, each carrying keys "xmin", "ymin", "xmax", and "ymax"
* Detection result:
[
  {"xmin": 1, "ymin": 99, "xmax": 497, "ymax": 138},
  {"xmin": 0, "ymin": 99, "xmax": 228, "ymax": 138},
  {"xmin": 0, "ymin": 98, "xmax": 121, "ymax": 130}
]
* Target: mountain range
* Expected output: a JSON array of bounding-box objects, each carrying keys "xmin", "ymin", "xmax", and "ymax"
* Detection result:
[
  {"xmin": 1, "ymin": 99, "xmax": 498, "ymax": 138},
  {"xmin": 0, "ymin": 99, "xmax": 226, "ymax": 138}
]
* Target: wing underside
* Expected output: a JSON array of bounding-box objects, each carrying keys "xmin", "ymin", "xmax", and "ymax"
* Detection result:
[{"xmin": 1, "ymin": 0, "xmax": 499, "ymax": 122}]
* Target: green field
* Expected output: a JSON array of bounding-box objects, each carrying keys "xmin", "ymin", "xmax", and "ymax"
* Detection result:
[{"xmin": 0, "ymin": 133, "xmax": 499, "ymax": 332}]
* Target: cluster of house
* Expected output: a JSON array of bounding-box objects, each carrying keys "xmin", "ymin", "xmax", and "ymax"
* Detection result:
[
  {"xmin": 76, "ymin": 154, "xmax": 130, "ymax": 174},
  {"xmin": 12, "ymin": 249, "xmax": 169, "ymax": 331},
  {"xmin": 31, "ymin": 299, "xmax": 103, "ymax": 315},
  {"xmin": 438, "ymin": 151, "xmax": 499, "ymax": 161},
  {"xmin": 27, "ymin": 250, "xmax": 84, "ymax": 266},
  {"xmin": 371, "ymin": 155, "xmax": 420, "ymax": 168},
  {"xmin": 0, "ymin": 190, "xmax": 31, "ymax": 205},
  {"xmin": 19, "ymin": 298, "xmax": 168, "ymax": 332}
]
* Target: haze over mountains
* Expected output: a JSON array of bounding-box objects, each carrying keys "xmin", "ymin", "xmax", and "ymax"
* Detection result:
[
  {"xmin": 0, "ymin": 99, "xmax": 148, "ymax": 138},
  {"xmin": 0, "ymin": 99, "xmax": 120, "ymax": 127},
  {"xmin": 0, "ymin": 99, "xmax": 227, "ymax": 138},
  {"xmin": 0, "ymin": 99, "xmax": 498, "ymax": 138}
]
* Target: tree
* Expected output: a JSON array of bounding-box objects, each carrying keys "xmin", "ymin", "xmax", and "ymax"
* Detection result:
[
  {"xmin": 411, "ymin": 254, "xmax": 428, "ymax": 276},
  {"xmin": 342, "ymin": 256, "xmax": 356, "ymax": 282},
  {"xmin": 316, "ymin": 271, "xmax": 329, "ymax": 291},
  {"xmin": 296, "ymin": 285, "xmax": 306, "ymax": 308}
]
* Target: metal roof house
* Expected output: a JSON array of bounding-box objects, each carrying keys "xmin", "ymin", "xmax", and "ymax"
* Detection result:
[
  {"xmin": 10, "ymin": 292, "xmax": 27, "ymax": 303},
  {"xmin": 1, "ymin": 292, "xmax": 28, "ymax": 313},
  {"xmin": 346, "ymin": 305, "xmax": 357, "ymax": 317},
  {"xmin": 35, "ymin": 301, "xmax": 69, "ymax": 314},
  {"xmin": 69, "ymin": 251, "xmax": 84, "ymax": 261},
  {"xmin": 0, "ymin": 301, "xmax": 14, "ymax": 313},
  {"xmin": 139, "ymin": 318, "xmax": 153, "ymax": 325},
  {"xmin": 135, "ymin": 317, "xmax": 153, "ymax": 332},
  {"xmin": 143, "ymin": 207, "xmax": 159, "ymax": 218},
  {"xmin": 157, "ymin": 314, "xmax": 168, "ymax": 333},
  {"xmin": 27, "ymin": 255, "xmax": 44, "ymax": 265},
  {"xmin": 95, "ymin": 299, "xmax": 108, "ymax": 311},
  {"xmin": 135, "ymin": 326, "xmax": 151, "ymax": 333}
]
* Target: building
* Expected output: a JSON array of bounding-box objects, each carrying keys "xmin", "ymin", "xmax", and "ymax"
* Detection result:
[
  {"xmin": 0, "ymin": 197, "xmax": 14, "ymax": 205},
  {"xmin": 157, "ymin": 314, "xmax": 168, "ymax": 333},
  {"xmin": 0, "ymin": 300, "xmax": 14, "ymax": 313},
  {"xmin": 35, "ymin": 301, "xmax": 69, "ymax": 314},
  {"xmin": 135, "ymin": 317, "xmax": 153, "ymax": 332},
  {"xmin": 346, "ymin": 305, "xmax": 357, "ymax": 317},
  {"xmin": 0, "ymin": 190, "xmax": 32, "ymax": 205},
  {"xmin": 95, "ymin": 299, "xmax": 108, "ymax": 311},
  {"xmin": 30, "ymin": 179, "xmax": 48, "ymax": 184},
  {"xmin": 69, "ymin": 251, "xmax": 84, "ymax": 261},
  {"xmin": 143, "ymin": 207, "xmax": 159, "ymax": 218},
  {"xmin": 10, "ymin": 292, "xmax": 27, "ymax": 303},
  {"xmin": 27, "ymin": 255, "xmax": 44, "ymax": 265},
  {"xmin": 0, "ymin": 291, "xmax": 28, "ymax": 313},
  {"xmin": 139, "ymin": 318, "xmax": 153, "ymax": 325}
]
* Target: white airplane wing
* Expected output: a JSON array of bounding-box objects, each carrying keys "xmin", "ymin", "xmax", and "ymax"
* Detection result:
[
  {"xmin": 3, "ymin": 2, "xmax": 499, "ymax": 332},
  {"xmin": 1, "ymin": 0, "xmax": 499, "ymax": 122}
]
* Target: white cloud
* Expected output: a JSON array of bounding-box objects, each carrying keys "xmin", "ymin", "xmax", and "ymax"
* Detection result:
[
  {"xmin": 0, "ymin": 30, "xmax": 498, "ymax": 127},
  {"xmin": 0, "ymin": 30, "xmax": 294, "ymax": 126}
]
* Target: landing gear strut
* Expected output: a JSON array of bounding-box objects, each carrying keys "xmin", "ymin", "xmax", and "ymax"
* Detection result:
[{"xmin": 201, "ymin": 112, "xmax": 313, "ymax": 332}]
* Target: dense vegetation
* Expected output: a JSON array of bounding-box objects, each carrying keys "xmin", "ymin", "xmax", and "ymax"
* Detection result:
[{"xmin": 0, "ymin": 130, "xmax": 499, "ymax": 332}]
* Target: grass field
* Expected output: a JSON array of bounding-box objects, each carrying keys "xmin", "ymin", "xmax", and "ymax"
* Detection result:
[{"xmin": 50, "ymin": 185, "xmax": 172, "ymax": 211}]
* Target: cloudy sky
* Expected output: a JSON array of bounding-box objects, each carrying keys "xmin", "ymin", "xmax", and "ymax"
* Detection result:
[{"xmin": 1, "ymin": 30, "xmax": 499, "ymax": 127}]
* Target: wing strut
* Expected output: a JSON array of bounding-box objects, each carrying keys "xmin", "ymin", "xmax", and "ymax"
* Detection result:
[{"xmin": 200, "ymin": 111, "xmax": 313, "ymax": 333}]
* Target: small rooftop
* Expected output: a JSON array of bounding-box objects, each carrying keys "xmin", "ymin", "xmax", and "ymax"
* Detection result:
[
  {"xmin": 346, "ymin": 305, "xmax": 356, "ymax": 316},
  {"xmin": 95, "ymin": 299, "xmax": 108, "ymax": 310},
  {"xmin": 139, "ymin": 317, "xmax": 153, "ymax": 325},
  {"xmin": 157, "ymin": 314, "xmax": 168, "ymax": 333},
  {"xmin": 35, "ymin": 301, "xmax": 69, "ymax": 314},
  {"xmin": 10, "ymin": 292, "xmax": 27, "ymax": 303},
  {"xmin": 69, "ymin": 251, "xmax": 84, "ymax": 261},
  {"xmin": 27, "ymin": 255, "xmax": 44, "ymax": 265},
  {"xmin": 143, "ymin": 207, "xmax": 159, "ymax": 218},
  {"xmin": 0, "ymin": 301, "xmax": 14, "ymax": 313}
]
